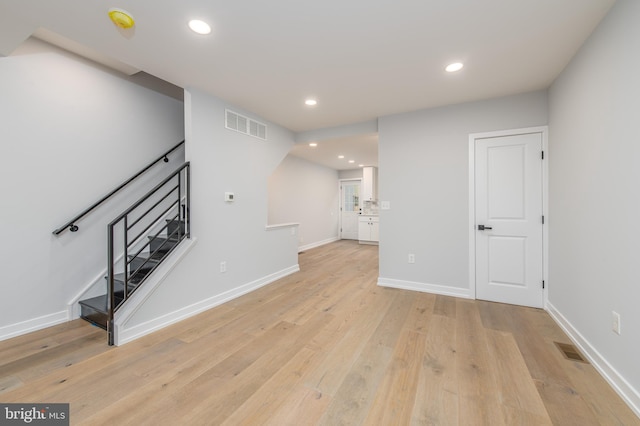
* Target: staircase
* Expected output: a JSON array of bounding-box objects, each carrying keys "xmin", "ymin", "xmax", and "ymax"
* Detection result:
[
  {"xmin": 53, "ymin": 142, "xmax": 190, "ymax": 345},
  {"xmin": 72, "ymin": 159, "xmax": 191, "ymax": 345},
  {"xmin": 78, "ymin": 218, "xmax": 186, "ymax": 332}
]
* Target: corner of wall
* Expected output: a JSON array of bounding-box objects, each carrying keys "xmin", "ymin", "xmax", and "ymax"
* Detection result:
[{"xmin": 546, "ymin": 301, "xmax": 640, "ymax": 418}]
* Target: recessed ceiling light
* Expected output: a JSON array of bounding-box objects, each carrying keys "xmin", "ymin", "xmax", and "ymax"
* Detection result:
[
  {"xmin": 358, "ymin": 164, "xmax": 364, "ymax": 167},
  {"xmin": 309, "ymin": 142, "xmax": 317, "ymax": 147},
  {"xmin": 338, "ymin": 155, "xmax": 344, "ymax": 159},
  {"xmin": 188, "ymin": 19, "xmax": 211, "ymax": 35},
  {"xmin": 305, "ymin": 99, "xmax": 317, "ymax": 106},
  {"xmin": 445, "ymin": 62, "xmax": 464, "ymax": 72},
  {"xmin": 348, "ymin": 160, "xmax": 355, "ymax": 164}
]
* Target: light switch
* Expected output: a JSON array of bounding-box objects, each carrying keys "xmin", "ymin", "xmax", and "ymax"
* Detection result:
[{"xmin": 225, "ymin": 192, "xmax": 234, "ymax": 202}]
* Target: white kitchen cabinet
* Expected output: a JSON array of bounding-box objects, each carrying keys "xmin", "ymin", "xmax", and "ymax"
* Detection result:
[
  {"xmin": 358, "ymin": 216, "xmax": 379, "ymax": 244},
  {"xmin": 362, "ymin": 166, "xmax": 378, "ymax": 201},
  {"xmin": 370, "ymin": 220, "xmax": 379, "ymax": 241}
]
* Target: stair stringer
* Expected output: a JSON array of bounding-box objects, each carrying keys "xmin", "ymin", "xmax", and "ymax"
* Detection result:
[{"xmin": 112, "ymin": 237, "xmax": 198, "ymax": 345}]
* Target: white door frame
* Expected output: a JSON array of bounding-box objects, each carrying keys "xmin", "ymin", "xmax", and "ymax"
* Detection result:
[
  {"xmin": 339, "ymin": 178, "xmax": 362, "ymax": 239},
  {"xmin": 468, "ymin": 126, "xmax": 549, "ymax": 305}
]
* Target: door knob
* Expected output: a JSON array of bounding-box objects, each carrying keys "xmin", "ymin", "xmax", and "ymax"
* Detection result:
[{"xmin": 478, "ymin": 225, "xmax": 493, "ymax": 230}]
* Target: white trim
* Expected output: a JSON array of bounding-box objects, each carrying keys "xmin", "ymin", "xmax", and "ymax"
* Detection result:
[
  {"xmin": 0, "ymin": 310, "xmax": 69, "ymax": 342},
  {"xmin": 468, "ymin": 126, "xmax": 549, "ymax": 304},
  {"xmin": 468, "ymin": 133, "xmax": 477, "ymax": 299},
  {"xmin": 299, "ymin": 236, "xmax": 339, "ymax": 253},
  {"xmin": 114, "ymin": 262, "xmax": 300, "ymax": 345},
  {"xmin": 265, "ymin": 222, "xmax": 299, "ymax": 230},
  {"xmin": 541, "ymin": 128, "xmax": 549, "ymax": 303},
  {"xmin": 377, "ymin": 277, "xmax": 473, "ymax": 299},
  {"xmin": 546, "ymin": 302, "xmax": 640, "ymax": 418}
]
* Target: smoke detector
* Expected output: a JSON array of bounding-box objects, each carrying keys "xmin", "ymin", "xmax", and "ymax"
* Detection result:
[{"xmin": 108, "ymin": 8, "xmax": 135, "ymax": 29}]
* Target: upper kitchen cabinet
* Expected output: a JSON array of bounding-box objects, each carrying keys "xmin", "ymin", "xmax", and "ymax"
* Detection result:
[{"xmin": 362, "ymin": 166, "xmax": 378, "ymax": 201}]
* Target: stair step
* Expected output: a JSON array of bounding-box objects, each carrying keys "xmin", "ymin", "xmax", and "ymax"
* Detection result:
[
  {"xmin": 166, "ymin": 219, "xmax": 186, "ymax": 237},
  {"xmin": 79, "ymin": 274, "xmax": 140, "ymax": 327},
  {"xmin": 79, "ymin": 295, "xmax": 122, "ymax": 330},
  {"xmin": 132, "ymin": 249, "xmax": 167, "ymax": 261},
  {"xmin": 149, "ymin": 236, "xmax": 180, "ymax": 254},
  {"xmin": 128, "ymin": 255, "xmax": 161, "ymax": 274},
  {"xmin": 113, "ymin": 275, "xmax": 137, "ymax": 289},
  {"xmin": 112, "ymin": 272, "xmax": 144, "ymax": 286}
]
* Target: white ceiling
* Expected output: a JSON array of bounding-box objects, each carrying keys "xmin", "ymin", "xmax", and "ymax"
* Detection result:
[
  {"xmin": 290, "ymin": 133, "xmax": 378, "ymax": 171},
  {"xmin": 0, "ymin": 0, "xmax": 615, "ymax": 169}
]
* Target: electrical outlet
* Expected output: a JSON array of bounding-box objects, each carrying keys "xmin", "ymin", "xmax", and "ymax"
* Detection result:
[
  {"xmin": 220, "ymin": 261, "xmax": 227, "ymax": 273},
  {"xmin": 408, "ymin": 253, "xmax": 415, "ymax": 264},
  {"xmin": 612, "ymin": 311, "xmax": 621, "ymax": 335}
]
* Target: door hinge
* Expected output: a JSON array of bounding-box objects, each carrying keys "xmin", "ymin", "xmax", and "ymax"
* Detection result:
[
  {"xmin": 542, "ymin": 215, "xmax": 545, "ymax": 224},
  {"xmin": 541, "ymin": 151, "xmax": 544, "ymax": 160},
  {"xmin": 542, "ymin": 280, "xmax": 545, "ymax": 289}
]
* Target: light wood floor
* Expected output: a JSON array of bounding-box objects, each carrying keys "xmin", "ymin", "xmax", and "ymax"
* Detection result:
[{"xmin": 1, "ymin": 241, "xmax": 637, "ymax": 425}]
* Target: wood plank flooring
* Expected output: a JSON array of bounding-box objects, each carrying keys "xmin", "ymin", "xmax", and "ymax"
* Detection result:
[{"xmin": 1, "ymin": 240, "xmax": 637, "ymax": 425}]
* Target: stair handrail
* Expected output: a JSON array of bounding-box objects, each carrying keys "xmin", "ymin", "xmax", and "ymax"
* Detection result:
[
  {"xmin": 52, "ymin": 140, "xmax": 185, "ymax": 235},
  {"xmin": 107, "ymin": 162, "xmax": 189, "ymax": 227}
]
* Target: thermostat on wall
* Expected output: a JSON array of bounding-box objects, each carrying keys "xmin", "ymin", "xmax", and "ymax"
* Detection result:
[{"xmin": 225, "ymin": 192, "xmax": 235, "ymax": 202}]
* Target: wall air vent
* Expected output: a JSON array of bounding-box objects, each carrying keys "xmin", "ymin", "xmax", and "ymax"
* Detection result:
[{"xmin": 225, "ymin": 109, "xmax": 267, "ymax": 141}]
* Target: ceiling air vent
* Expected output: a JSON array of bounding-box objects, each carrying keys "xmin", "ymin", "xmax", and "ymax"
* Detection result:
[{"xmin": 225, "ymin": 109, "xmax": 267, "ymax": 141}]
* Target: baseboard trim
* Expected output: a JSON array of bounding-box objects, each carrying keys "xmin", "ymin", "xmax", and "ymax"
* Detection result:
[
  {"xmin": 377, "ymin": 277, "xmax": 473, "ymax": 299},
  {"xmin": 115, "ymin": 263, "xmax": 300, "ymax": 345},
  {"xmin": 546, "ymin": 301, "xmax": 640, "ymax": 418},
  {"xmin": 0, "ymin": 310, "xmax": 69, "ymax": 342},
  {"xmin": 299, "ymin": 236, "xmax": 339, "ymax": 253}
]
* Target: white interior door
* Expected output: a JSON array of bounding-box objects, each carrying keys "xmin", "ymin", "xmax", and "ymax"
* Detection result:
[
  {"xmin": 340, "ymin": 180, "xmax": 361, "ymax": 240},
  {"xmin": 475, "ymin": 131, "xmax": 544, "ymax": 308}
]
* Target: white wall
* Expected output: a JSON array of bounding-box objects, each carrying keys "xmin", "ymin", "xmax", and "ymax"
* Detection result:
[
  {"xmin": 339, "ymin": 169, "xmax": 363, "ymax": 180},
  {"xmin": 548, "ymin": 0, "xmax": 640, "ymax": 407},
  {"xmin": 268, "ymin": 155, "xmax": 339, "ymax": 250},
  {"xmin": 0, "ymin": 39, "xmax": 185, "ymax": 338},
  {"xmin": 120, "ymin": 88, "xmax": 299, "ymax": 332},
  {"xmin": 377, "ymin": 91, "xmax": 548, "ymax": 295}
]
